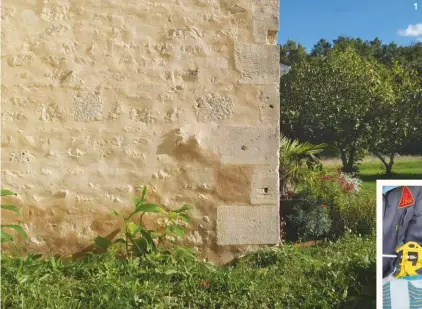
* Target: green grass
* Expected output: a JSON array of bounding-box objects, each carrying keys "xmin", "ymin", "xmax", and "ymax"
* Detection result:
[
  {"xmin": 323, "ymin": 156, "xmax": 422, "ymax": 194},
  {"xmin": 1, "ymin": 234, "xmax": 375, "ymax": 309},
  {"xmin": 2, "ymin": 156, "xmax": 395, "ymax": 309}
]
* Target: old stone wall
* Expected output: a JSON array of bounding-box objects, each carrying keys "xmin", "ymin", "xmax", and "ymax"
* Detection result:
[{"xmin": 1, "ymin": 0, "xmax": 280, "ymax": 263}]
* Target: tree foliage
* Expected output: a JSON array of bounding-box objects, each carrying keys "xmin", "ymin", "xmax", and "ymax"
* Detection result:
[
  {"xmin": 279, "ymin": 40, "xmax": 307, "ymax": 66},
  {"xmin": 280, "ymin": 47, "xmax": 395, "ymax": 172},
  {"xmin": 368, "ymin": 63, "xmax": 422, "ymax": 174},
  {"xmin": 279, "ymin": 36, "xmax": 422, "ymax": 173}
]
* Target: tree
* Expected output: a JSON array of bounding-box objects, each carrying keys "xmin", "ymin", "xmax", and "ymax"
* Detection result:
[
  {"xmin": 279, "ymin": 37, "xmax": 422, "ymax": 160},
  {"xmin": 282, "ymin": 37, "xmax": 422, "ymax": 79},
  {"xmin": 280, "ymin": 47, "xmax": 394, "ymax": 173},
  {"xmin": 399, "ymin": 43, "xmax": 422, "ymax": 79},
  {"xmin": 279, "ymin": 40, "xmax": 307, "ymax": 66},
  {"xmin": 333, "ymin": 36, "xmax": 375, "ymax": 60},
  {"xmin": 368, "ymin": 62, "xmax": 422, "ymax": 175},
  {"xmin": 310, "ymin": 39, "xmax": 332, "ymax": 57}
]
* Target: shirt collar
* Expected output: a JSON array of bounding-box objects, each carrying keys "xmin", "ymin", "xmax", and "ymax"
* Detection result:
[{"xmin": 383, "ymin": 186, "xmax": 400, "ymax": 194}]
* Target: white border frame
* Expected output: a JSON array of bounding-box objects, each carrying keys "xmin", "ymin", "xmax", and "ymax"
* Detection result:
[{"xmin": 376, "ymin": 180, "xmax": 422, "ymax": 309}]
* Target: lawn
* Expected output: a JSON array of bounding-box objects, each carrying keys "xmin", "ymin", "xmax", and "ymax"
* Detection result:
[
  {"xmin": 1, "ymin": 234, "xmax": 375, "ymax": 309},
  {"xmin": 323, "ymin": 156, "xmax": 422, "ymax": 194}
]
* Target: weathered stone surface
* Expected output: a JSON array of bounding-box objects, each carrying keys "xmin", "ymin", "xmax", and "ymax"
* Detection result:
[
  {"xmin": 252, "ymin": 4, "xmax": 279, "ymax": 44},
  {"xmin": 215, "ymin": 165, "xmax": 253, "ymax": 203},
  {"xmin": 168, "ymin": 27, "xmax": 204, "ymax": 40},
  {"xmin": 194, "ymin": 94, "xmax": 234, "ymax": 122},
  {"xmin": 129, "ymin": 108, "xmax": 159, "ymax": 123},
  {"xmin": 234, "ymin": 42, "xmax": 280, "ymax": 84},
  {"xmin": 217, "ymin": 205, "xmax": 280, "ymax": 245},
  {"xmin": 218, "ymin": 126, "xmax": 279, "ymax": 165},
  {"xmin": 39, "ymin": 101, "xmax": 65, "ymax": 122},
  {"xmin": 250, "ymin": 166, "xmax": 279, "ymax": 205},
  {"xmin": 70, "ymin": 92, "xmax": 104, "ymax": 122},
  {"xmin": 1, "ymin": 0, "xmax": 281, "ymax": 263},
  {"xmin": 7, "ymin": 54, "xmax": 35, "ymax": 67},
  {"xmin": 258, "ymin": 85, "xmax": 280, "ymax": 124}
]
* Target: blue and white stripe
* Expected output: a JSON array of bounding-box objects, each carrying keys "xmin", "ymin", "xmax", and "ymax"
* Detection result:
[{"xmin": 383, "ymin": 276, "xmax": 422, "ymax": 309}]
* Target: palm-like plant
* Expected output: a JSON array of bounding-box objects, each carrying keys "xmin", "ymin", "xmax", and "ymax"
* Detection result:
[{"xmin": 279, "ymin": 136, "xmax": 327, "ymax": 197}]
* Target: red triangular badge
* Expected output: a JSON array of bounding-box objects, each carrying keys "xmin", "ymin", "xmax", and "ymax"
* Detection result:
[{"xmin": 398, "ymin": 186, "xmax": 415, "ymax": 208}]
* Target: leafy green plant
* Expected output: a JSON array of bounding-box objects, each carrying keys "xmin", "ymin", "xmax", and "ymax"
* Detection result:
[
  {"xmin": 300, "ymin": 174, "xmax": 350, "ymax": 239},
  {"xmin": 94, "ymin": 186, "xmax": 194, "ymax": 259},
  {"xmin": 292, "ymin": 172, "xmax": 375, "ymax": 240},
  {"xmin": 1, "ymin": 189, "xmax": 27, "ymax": 243},
  {"xmin": 279, "ymin": 136, "xmax": 327, "ymax": 197},
  {"xmin": 280, "ymin": 47, "xmax": 398, "ymax": 173},
  {"xmin": 287, "ymin": 198, "xmax": 332, "ymax": 241},
  {"xmin": 340, "ymin": 192, "xmax": 376, "ymax": 236}
]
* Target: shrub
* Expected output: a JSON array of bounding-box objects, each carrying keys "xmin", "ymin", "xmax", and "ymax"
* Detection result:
[
  {"xmin": 287, "ymin": 198, "xmax": 332, "ymax": 241},
  {"xmin": 288, "ymin": 171, "xmax": 375, "ymax": 241},
  {"xmin": 340, "ymin": 192, "xmax": 376, "ymax": 236}
]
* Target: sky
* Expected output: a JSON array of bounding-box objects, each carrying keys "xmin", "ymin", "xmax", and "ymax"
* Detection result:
[{"xmin": 277, "ymin": 0, "xmax": 422, "ymax": 52}]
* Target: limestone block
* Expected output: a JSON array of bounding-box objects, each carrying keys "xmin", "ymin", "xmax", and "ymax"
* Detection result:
[
  {"xmin": 70, "ymin": 91, "xmax": 104, "ymax": 122},
  {"xmin": 186, "ymin": 57, "xmax": 229, "ymax": 69},
  {"xmin": 194, "ymin": 94, "xmax": 234, "ymax": 123},
  {"xmin": 220, "ymin": 0, "xmax": 251, "ymax": 14},
  {"xmin": 251, "ymin": 166, "xmax": 279, "ymax": 205},
  {"xmin": 217, "ymin": 205, "xmax": 280, "ymax": 245},
  {"xmin": 215, "ymin": 165, "xmax": 252, "ymax": 203},
  {"xmin": 234, "ymin": 42, "xmax": 280, "ymax": 84},
  {"xmin": 253, "ymin": 0, "xmax": 279, "ymax": 7},
  {"xmin": 252, "ymin": 5, "xmax": 279, "ymax": 44},
  {"xmin": 258, "ymin": 85, "xmax": 280, "ymax": 124},
  {"xmin": 218, "ymin": 125, "xmax": 279, "ymax": 165}
]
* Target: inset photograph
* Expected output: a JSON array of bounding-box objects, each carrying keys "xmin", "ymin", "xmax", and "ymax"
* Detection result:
[{"xmin": 380, "ymin": 182, "xmax": 422, "ymax": 309}]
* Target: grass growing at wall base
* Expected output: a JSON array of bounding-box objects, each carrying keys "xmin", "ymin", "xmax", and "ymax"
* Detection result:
[{"xmin": 1, "ymin": 234, "xmax": 375, "ymax": 309}]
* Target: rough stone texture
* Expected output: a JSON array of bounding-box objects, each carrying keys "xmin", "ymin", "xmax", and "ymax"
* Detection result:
[
  {"xmin": 252, "ymin": 5, "xmax": 279, "ymax": 44},
  {"xmin": 250, "ymin": 166, "xmax": 279, "ymax": 205},
  {"xmin": 235, "ymin": 42, "xmax": 280, "ymax": 84},
  {"xmin": 258, "ymin": 84, "xmax": 280, "ymax": 125},
  {"xmin": 71, "ymin": 91, "xmax": 104, "ymax": 122},
  {"xmin": 218, "ymin": 125, "xmax": 279, "ymax": 165},
  {"xmin": 194, "ymin": 94, "xmax": 234, "ymax": 123},
  {"xmin": 217, "ymin": 206, "xmax": 280, "ymax": 245},
  {"xmin": 1, "ymin": 0, "xmax": 280, "ymax": 263}
]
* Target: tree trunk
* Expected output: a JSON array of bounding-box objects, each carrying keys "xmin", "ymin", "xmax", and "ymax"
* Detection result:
[
  {"xmin": 339, "ymin": 146, "xmax": 355, "ymax": 173},
  {"xmin": 374, "ymin": 152, "xmax": 395, "ymax": 176},
  {"xmin": 346, "ymin": 151, "xmax": 355, "ymax": 173},
  {"xmin": 386, "ymin": 153, "xmax": 395, "ymax": 176},
  {"xmin": 340, "ymin": 148, "xmax": 348, "ymax": 170}
]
